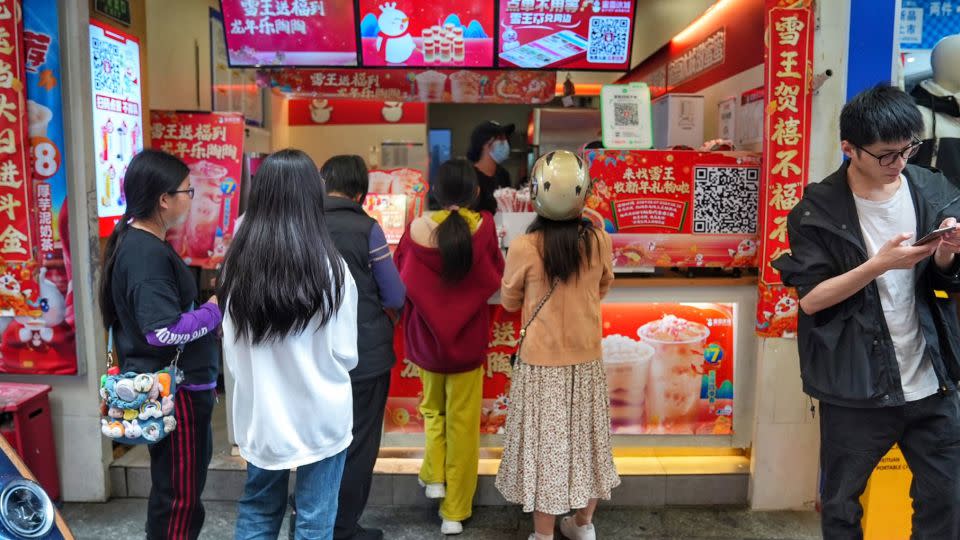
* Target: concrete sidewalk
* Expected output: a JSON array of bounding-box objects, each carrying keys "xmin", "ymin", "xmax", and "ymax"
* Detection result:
[{"xmin": 61, "ymin": 500, "xmax": 822, "ymax": 539}]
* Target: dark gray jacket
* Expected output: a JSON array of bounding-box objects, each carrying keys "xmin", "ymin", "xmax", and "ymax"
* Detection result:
[
  {"xmin": 773, "ymin": 163, "xmax": 960, "ymax": 408},
  {"xmin": 324, "ymin": 197, "xmax": 396, "ymax": 381}
]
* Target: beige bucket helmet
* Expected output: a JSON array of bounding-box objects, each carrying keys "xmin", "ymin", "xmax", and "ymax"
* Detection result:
[{"xmin": 530, "ymin": 150, "xmax": 591, "ymax": 221}]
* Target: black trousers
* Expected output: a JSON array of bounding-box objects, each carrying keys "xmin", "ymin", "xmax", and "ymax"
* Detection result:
[
  {"xmin": 333, "ymin": 373, "xmax": 391, "ymax": 540},
  {"xmin": 146, "ymin": 389, "xmax": 215, "ymax": 540},
  {"xmin": 819, "ymin": 391, "xmax": 960, "ymax": 540}
]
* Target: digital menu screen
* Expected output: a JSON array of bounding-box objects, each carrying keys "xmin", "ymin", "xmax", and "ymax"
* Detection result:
[
  {"xmin": 497, "ymin": 0, "xmax": 635, "ymax": 70},
  {"xmin": 358, "ymin": 0, "xmax": 495, "ymax": 67},
  {"xmin": 90, "ymin": 21, "xmax": 144, "ymax": 236},
  {"xmin": 220, "ymin": 0, "xmax": 358, "ymax": 67}
]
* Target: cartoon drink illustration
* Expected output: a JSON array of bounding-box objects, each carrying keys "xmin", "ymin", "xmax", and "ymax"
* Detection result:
[
  {"xmin": 415, "ymin": 71, "xmax": 447, "ymax": 102},
  {"xmin": 639, "ymin": 315, "xmax": 710, "ymax": 432},
  {"xmin": 101, "ymin": 164, "xmax": 116, "ymax": 207},
  {"xmin": 184, "ymin": 160, "xmax": 228, "ymax": 259},
  {"xmin": 602, "ymin": 334, "xmax": 654, "ymax": 429}
]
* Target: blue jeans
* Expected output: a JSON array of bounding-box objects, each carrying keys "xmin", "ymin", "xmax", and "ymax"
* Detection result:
[{"xmin": 235, "ymin": 450, "xmax": 347, "ymax": 540}]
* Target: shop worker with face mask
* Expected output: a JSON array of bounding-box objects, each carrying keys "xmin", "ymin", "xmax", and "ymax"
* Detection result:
[{"xmin": 467, "ymin": 120, "xmax": 514, "ymax": 214}]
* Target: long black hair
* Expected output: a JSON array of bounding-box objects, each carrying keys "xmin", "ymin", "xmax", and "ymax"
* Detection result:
[
  {"xmin": 218, "ymin": 149, "xmax": 346, "ymax": 344},
  {"xmin": 527, "ymin": 216, "xmax": 598, "ymax": 283},
  {"xmin": 321, "ymin": 155, "xmax": 369, "ymax": 201},
  {"xmin": 433, "ymin": 159, "xmax": 478, "ymax": 283},
  {"xmin": 99, "ymin": 149, "xmax": 189, "ymax": 328}
]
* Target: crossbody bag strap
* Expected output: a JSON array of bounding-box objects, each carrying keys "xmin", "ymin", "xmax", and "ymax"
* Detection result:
[
  {"xmin": 106, "ymin": 325, "xmax": 116, "ymax": 371},
  {"xmin": 170, "ymin": 302, "xmax": 195, "ymax": 371},
  {"xmin": 515, "ymin": 278, "xmax": 559, "ymax": 359}
]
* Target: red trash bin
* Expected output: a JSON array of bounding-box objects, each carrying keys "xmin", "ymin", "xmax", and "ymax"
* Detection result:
[{"xmin": 0, "ymin": 383, "xmax": 60, "ymax": 501}]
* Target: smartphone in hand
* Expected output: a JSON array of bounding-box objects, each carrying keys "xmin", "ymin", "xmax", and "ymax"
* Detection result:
[{"xmin": 914, "ymin": 226, "xmax": 957, "ymax": 246}]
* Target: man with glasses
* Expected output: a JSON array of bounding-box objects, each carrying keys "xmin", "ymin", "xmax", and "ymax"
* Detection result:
[{"xmin": 774, "ymin": 84, "xmax": 960, "ymax": 538}]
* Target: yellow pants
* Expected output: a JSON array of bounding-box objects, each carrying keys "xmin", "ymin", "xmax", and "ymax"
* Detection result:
[{"xmin": 419, "ymin": 366, "xmax": 482, "ymax": 522}]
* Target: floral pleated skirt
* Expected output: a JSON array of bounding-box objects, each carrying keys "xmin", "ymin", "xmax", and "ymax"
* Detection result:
[{"xmin": 495, "ymin": 359, "xmax": 621, "ymax": 515}]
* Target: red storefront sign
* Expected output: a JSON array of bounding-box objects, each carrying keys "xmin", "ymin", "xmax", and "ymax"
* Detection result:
[
  {"xmin": 265, "ymin": 68, "xmax": 556, "ymax": 104},
  {"xmin": 0, "ymin": 0, "xmax": 35, "ymax": 269},
  {"xmin": 497, "ymin": 0, "xmax": 635, "ymax": 71},
  {"xmin": 151, "ymin": 111, "xmax": 245, "ymax": 270},
  {"xmin": 618, "ymin": 0, "xmax": 764, "ymax": 97},
  {"xmin": 756, "ymin": 0, "xmax": 814, "ymax": 338},
  {"xmin": 288, "ymin": 98, "xmax": 426, "ymax": 125},
  {"xmin": 585, "ymin": 149, "xmax": 761, "ymax": 269},
  {"xmin": 220, "ymin": 0, "xmax": 358, "ymax": 67},
  {"xmin": 357, "ymin": 0, "xmax": 495, "ymax": 67}
]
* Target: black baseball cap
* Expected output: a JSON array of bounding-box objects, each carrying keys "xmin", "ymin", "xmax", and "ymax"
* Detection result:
[{"xmin": 467, "ymin": 121, "xmax": 516, "ymax": 162}]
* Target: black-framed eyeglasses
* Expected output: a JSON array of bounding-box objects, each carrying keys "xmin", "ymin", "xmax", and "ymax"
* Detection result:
[
  {"xmin": 856, "ymin": 139, "xmax": 923, "ymax": 167},
  {"xmin": 169, "ymin": 188, "xmax": 195, "ymax": 199}
]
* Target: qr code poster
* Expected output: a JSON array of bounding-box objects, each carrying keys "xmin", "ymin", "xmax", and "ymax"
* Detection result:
[
  {"xmin": 497, "ymin": 0, "xmax": 636, "ymax": 70},
  {"xmin": 584, "ymin": 148, "xmax": 761, "ymax": 269},
  {"xmin": 601, "ymin": 84, "xmax": 653, "ymax": 150},
  {"xmin": 89, "ymin": 21, "xmax": 144, "ymax": 236},
  {"xmin": 587, "ymin": 16, "xmax": 631, "ymax": 64}
]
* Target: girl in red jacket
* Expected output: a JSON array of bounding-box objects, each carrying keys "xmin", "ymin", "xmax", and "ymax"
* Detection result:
[{"xmin": 394, "ymin": 159, "xmax": 505, "ymax": 535}]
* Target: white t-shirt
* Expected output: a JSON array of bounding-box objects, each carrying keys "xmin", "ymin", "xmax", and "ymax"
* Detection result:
[
  {"xmin": 854, "ymin": 177, "xmax": 938, "ymax": 402},
  {"xmin": 223, "ymin": 264, "xmax": 359, "ymax": 470}
]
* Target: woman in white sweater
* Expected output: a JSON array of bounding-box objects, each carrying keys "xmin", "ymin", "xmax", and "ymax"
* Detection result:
[{"xmin": 220, "ymin": 149, "xmax": 359, "ymax": 540}]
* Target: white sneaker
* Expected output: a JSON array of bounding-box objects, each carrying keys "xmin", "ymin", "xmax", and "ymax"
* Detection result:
[
  {"xmin": 440, "ymin": 518, "xmax": 463, "ymax": 535},
  {"xmin": 528, "ymin": 534, "xmax": 554, "ymax": 540},
  {"xmin": 560, "ymin": 516, "xmax": 596, "ymax": 540},
  {"xmin": 417, "ymin": 478, "xmax": 446, "ymax": 499}
]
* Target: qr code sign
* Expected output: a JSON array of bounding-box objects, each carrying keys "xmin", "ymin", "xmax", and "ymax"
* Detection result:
[
  {"xmin": 91, "ymin": 36, "xmax": 123, "ymax": 95},
  {"xmin": 587, "ymin": 16, "xmax": 630, "ymax": 64},
  {"xmin": 693, "ymin": 167, "xmax": 759, "ymax": 234},
  {"xmin": 614, "ymin": 102, "xmax": 639, "ymax": 127}
]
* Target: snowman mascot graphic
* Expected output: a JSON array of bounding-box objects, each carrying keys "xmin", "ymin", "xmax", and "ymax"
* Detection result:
[{"xmin": 376, "ymin": 3, "xmax": 416, "ymax": 64}]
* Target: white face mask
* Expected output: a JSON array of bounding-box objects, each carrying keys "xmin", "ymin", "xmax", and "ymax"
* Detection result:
[{"xmin": 490, "ymin": 140, "xmax": 510, "ymax": 163}]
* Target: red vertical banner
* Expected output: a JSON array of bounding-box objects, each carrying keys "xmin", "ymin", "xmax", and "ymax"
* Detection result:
[
  {"xmin": 150, "ymin": 111, "xmax": 245, "ymax": 270},
  {"xmin": 0, "ymin": 0, "xmax": 41, "ymax": 318},
  {"xmin": 756, "ymin": 0, "xmax": 814, "ymax": 339},
  {"xmin": 0, "ymin": 0, "xmax": 34, "ymax": 265}
]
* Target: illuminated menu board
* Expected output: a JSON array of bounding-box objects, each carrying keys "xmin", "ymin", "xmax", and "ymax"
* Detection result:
[
  {"xmin": 357, "ymin": 0, "xmax": 495, "ymax": 67},
  {"xmin": 221, "ymin": 0, "xmax": 359, "ymax": 66},
  {"xmin": 497, "ymin": 0, "xmax": 635, "ymax": 70}
]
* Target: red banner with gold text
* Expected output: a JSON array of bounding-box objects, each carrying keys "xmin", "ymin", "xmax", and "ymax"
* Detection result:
[
  {"xmin": 756, "ymin": 0, "xmax": 814, "ymax": 338},
  {"xmin": 0, "ymin": 0, "xmax": 41, "ymax": 318}
]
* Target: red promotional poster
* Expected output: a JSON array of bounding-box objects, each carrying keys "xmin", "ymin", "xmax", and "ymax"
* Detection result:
[
  {"xmin": 385, "ymin": 303, "xmax": 736, "ymax": 436},
  {"xmin": 384, "ymin": 306, "xmax": 522, "ymax": 435},
  {"xmin": 497, "ymin": 0, "xmax": 635, "ymax": 71},
  {"xmin": 0, "ymin": 0, "xmax": 79, "ymax": 375},
  {"xmin": 151, "ymin": 111, "xmax": 245, "ymax": 269},
  {"xmin": 221, "ymin": 0, "xmax": 358, "ymax": 67},
  {"xmin": 756, "ymin": 1, "xmax": 813, "ymax": 339},
  {"xmin": 288, "ymin": 98, "xmax": 426, "ymax": 125},
  {"xmin": 585, "ymin": 149, "xmax": 761, "ymax": 269},
  {"xmin": 0, "ymin": 0, "xmax": 40, "ymax": 319},
  {"xmin": 362, "ymin": 194, "xmax": 407, "ymax": 244},
  {"xmin": 368, "ymin": 168, "xmax": 427, "ymax": 225},
  {"xmin": 265, "ymin": 68, "xmax": 556, "ymax": 104},
  {"xmin": 358, "ymin": 1, "xmax": 494, "ymax": 67}
]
